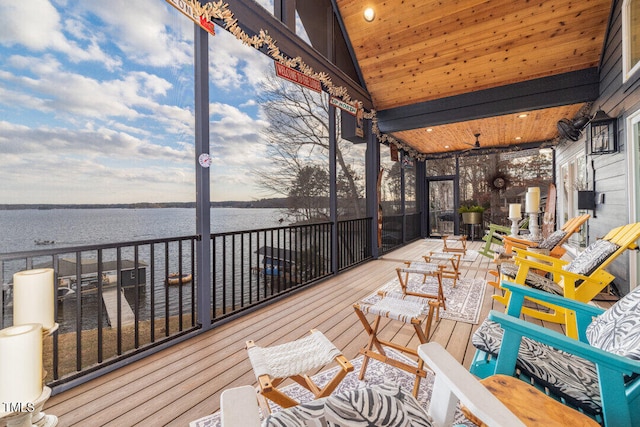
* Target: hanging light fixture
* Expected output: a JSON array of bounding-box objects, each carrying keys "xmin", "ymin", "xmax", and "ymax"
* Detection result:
[{"xmin": 589, "ymin": 108, "xmax": 617, "ymax": 154}]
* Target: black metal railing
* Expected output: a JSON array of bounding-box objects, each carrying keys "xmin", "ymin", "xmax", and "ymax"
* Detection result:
[
  {"xmin": 0, "ymin": 235, "xmax": 198, "ymax": 387},
  {"xmin": 405, "ymin": 212, "xmax": 422, "ymax": 241},
  {"xmin": 211, "ymin": 222, "xmax": 334, "ymax": 320},
  {"xmin": 0, "ymin": 217, "xmax": 376, "ymax": 387},
  {"xmin": 337, "ymin": 217, "xmax": 372, "ymax": 271},
  {"xmin": 380, "ymin": 212, "xmax": 423, "ymax": 253},
  {"xmin": 381, "ymin": 213, "xmax": 404, "ymax": 253}
]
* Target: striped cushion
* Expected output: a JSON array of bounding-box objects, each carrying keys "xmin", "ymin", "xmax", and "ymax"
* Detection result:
[
  {"xmin": 538, "ymin": 230, "xmax": 567, "ymax": 250},
  {"xmin": 262, "ymin": 383, "xmax": 432, "ymax": 426},
  {"xmin": 587, "ymin": 286, "xmax": 640, "ymax": 360},
  {"xmin": 563, "ymin": 239, "xmax": 619, "ymax": 276},
  {"xmin": 499, "ymin": 263, "xmax": 564, "ymax": 295}
]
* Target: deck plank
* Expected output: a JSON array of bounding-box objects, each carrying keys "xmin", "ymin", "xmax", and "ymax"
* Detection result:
[{"xmin": 44, "ymin": 238, "xmax": 612, "ymax": 426}]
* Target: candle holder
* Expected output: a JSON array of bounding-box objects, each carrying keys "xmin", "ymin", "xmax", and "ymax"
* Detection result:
[
  {"xmin": 527, "ymin": 212, "xmax": 542, "ymax": 242},
  {"xmin": 41, "ymin": 324, "xmax": 58, "ymax": 338},
  {"xmin": 0, "ymin": 386, "xmax": 57, "ymax": 427},
  {"xmin": 3, "ymin": 323, "xmax": 61, "ymax": 427},
  {"xmin": 509, "ymin": 217, "xmax": 520, "ymax": 237}
]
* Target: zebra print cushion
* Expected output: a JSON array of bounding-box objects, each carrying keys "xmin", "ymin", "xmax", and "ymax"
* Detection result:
[
  {"xmin": 472, "ymin": 319, "xmax": 602, "ymax": 415},
  {"xmin": 499, "ymin": 263, "xmax": 564, "ymax": 295},
  {"xmin": 587, "ymin": 286, "xmax": 640, "ymax": 360},
  {"xmin": 261, "ymin": 383, "xmax": 433, "ymax": 427},
  {"xmin": 563, "ymin": 239, "xmax": 619, "ymax": 276},
  {"xmin": 538, "ymin": 230, "xmax": 567, "ymax": 250}
]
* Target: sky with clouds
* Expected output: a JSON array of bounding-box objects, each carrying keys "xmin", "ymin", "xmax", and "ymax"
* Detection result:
[{"xmin": 0, "ymin": 0, "xmax": 286, "ymax": 204}]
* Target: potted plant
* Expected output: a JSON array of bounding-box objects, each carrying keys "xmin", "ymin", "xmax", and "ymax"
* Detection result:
[{"xmin": 458, "ymin": 204, "xmax": 485, "ymax": 225}]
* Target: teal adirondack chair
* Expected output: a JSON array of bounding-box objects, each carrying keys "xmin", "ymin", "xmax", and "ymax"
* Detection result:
[{"xmin": 470, "ymin": 281, "xmax": 640, "ymax": 427}]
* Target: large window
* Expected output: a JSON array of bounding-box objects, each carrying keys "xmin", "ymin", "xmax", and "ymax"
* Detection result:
[
  {"xmin": 559, "ymin": 152, "xmax": 588, "ymax": 247},
  {"xmin": 0, "ymin": 2, "xmax": 195, "ymax": 246},
  {"xmin": 623, "ymin": 0, "xmax": 640, "ymax": 82}
]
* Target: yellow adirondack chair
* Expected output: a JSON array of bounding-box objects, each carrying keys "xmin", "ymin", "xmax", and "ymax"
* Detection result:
[
  {"xmin": 492, "ymin": 222, "xmax": 640, "ymax": 338},
  {"xmin": 500, "ymin": 213, "xmax": 590, "ymax": 258}
]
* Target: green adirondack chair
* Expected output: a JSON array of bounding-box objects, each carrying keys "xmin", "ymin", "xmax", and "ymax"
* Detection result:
[{"xmin": 478, "ymin": 217, "xmax": 528, "ymax": 258}]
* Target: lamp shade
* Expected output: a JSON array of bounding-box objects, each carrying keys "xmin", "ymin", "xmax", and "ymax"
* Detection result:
[
  {"xmin": 13, "ymin": 268, "xmax": 55, "ymax": 330},
  {"xmin": 0, "ymin": 324, "xmax": 43, "ymax": 411}
]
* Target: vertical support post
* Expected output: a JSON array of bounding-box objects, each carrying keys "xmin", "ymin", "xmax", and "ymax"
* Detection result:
[
  {"xmin": 416, "ymin": 160, "xmax": 427, "ymax": 238},
  {"xmin": 400, "ymin": 152, "xmax": 406, "ymax": 243},
  {"xmin": 194, "ymin": 24, "xmax": 212, "ymax": 329},
  {"xmin": 454, "ymin": 157, "xmax": 461, "ymax": 235},
  {"xmin": 329, "ymin": 105, "xmax": 338, "ymax": 274},
  {"xmin": 365, "ymin": 119, "xmax": 380, "ymax": 258},
  {"xmin": 274, "ymin": 0, "xmax": 296, "ymax": 30}
]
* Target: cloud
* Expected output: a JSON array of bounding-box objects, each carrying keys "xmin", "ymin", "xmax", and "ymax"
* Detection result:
[
  {"xmin": 0, "ymin": 0, "xmax": 122, "ymax": 71},
  {"xmin": 0, "ymin": 0, "xmax": 68, "ymax": 51},
  {"xmin": 0, "ymin": 0, "xmax": 303, "ymax": 204},
  {"xmin": 0, "ymin": 54, "xmax": 195, "ymax": 138},
  {"xmin": 0, "ymin": 120, "xmax": 196, "ymax": 204},
  {"xmin": 86, "ymin": 0, "xmax": 192, "ymax": 68},
  {"xmin": 209, "ymin": 29, "xmax": 273, "ymax": 91}
]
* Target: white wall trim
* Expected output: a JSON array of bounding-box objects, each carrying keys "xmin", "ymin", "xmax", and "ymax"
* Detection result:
[
  {"xmin": 627, "ymin": 108, "xmax": 640, "ymax": 289},
  {"xmin": 622, "ymin": 0, "xmax": 640, "ymax": 83}
]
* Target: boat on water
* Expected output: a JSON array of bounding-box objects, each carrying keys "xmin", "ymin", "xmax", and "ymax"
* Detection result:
[
  {"xmin": 166, "ymin": 273, "xmax": 192, "ymax": 286},
  {"xmin": 34, "ymin": 239, "xmax": 55, "ymax": 245}
]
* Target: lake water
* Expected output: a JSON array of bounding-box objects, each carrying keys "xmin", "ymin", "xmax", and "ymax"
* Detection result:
[
  {"xmin": 1, "ymin": 207, "xmax": 289, "ymax": 332},
  {"xmin": 0, "ymin": 207, "xmax": 288, "ymax": 254}
]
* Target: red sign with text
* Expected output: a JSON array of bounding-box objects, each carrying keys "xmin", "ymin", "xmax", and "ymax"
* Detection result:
[{"xmin": 274, "ymin": 62, "xmax": 321, "ymax": 93}]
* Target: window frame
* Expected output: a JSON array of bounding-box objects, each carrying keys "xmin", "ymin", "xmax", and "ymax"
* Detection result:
[
  {"xmin": 623, "ymin": 0, "xmax": 640, "ymax": 83},
  {"xmin": 558, "ymin": 151, "xmax": 588, "ymax": 248}
]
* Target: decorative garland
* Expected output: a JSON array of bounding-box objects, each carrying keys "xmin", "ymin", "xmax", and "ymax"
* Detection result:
[
  {"xmin": 191, "ymin": 1, "xmax": 573, "ymax": 162},
  {"xmin": 182, "ymin": 0, "xmax": 422, "ymax": 159}
]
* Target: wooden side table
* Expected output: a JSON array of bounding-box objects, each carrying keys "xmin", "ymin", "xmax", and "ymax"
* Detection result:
[{"xmin": 463, "ymin": 375, "xmax": 599, "ymax": 427}]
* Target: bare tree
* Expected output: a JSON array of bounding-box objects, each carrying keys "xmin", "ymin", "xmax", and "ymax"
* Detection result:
[{"xmin": 254, "ymin": 72, "xmax": 363, "ymax": 222}]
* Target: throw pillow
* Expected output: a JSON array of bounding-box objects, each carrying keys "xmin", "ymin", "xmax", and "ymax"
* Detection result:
[
  {"xmin": 586, "ymin": 286, "xmax": 640, "ymax": 360},
  {"xmin": 262, "ymin": 383, "xmax": 433, "ymax": 427}
]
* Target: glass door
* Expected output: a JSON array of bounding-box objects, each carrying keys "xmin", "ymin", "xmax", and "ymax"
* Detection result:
[{"xmin": 427, "ymin": 177, "xmax": 457, "ymax": 237}]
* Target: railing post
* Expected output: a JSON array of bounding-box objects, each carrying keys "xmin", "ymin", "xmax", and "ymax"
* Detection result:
[{"xmin": 194, "ymin": 24, "xmax": 212, "ymax": 329}]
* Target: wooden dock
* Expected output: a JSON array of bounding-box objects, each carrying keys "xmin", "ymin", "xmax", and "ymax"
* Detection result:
[{"xmin": 101, "ymin": 288, "xmax": 135, "ymax": 327}]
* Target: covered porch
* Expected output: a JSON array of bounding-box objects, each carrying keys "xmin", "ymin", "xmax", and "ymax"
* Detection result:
[{"xmin": 45, "ymin": 238, "xmax": 605, "ymax": 426}]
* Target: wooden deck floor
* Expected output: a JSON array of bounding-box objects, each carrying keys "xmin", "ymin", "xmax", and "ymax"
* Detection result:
[{"xmin": 44, "ymin": 238, "xmax": 607, "ymax": 426}]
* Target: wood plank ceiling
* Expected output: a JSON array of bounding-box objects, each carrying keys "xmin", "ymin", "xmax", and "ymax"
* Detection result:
[{"xmin": 334, "ymin": 0, "xmax": 612, "ymax": 156}]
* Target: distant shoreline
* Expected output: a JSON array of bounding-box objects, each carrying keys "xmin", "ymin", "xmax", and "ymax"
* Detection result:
[{"xmin": 0, "ymin": 199, "xmax": 289, "ymax": 210}]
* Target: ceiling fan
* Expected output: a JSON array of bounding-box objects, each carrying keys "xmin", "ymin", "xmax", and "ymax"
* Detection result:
[{"xmin": 463, "ymin": 133, "xmax": 482, "ymax": 151}]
